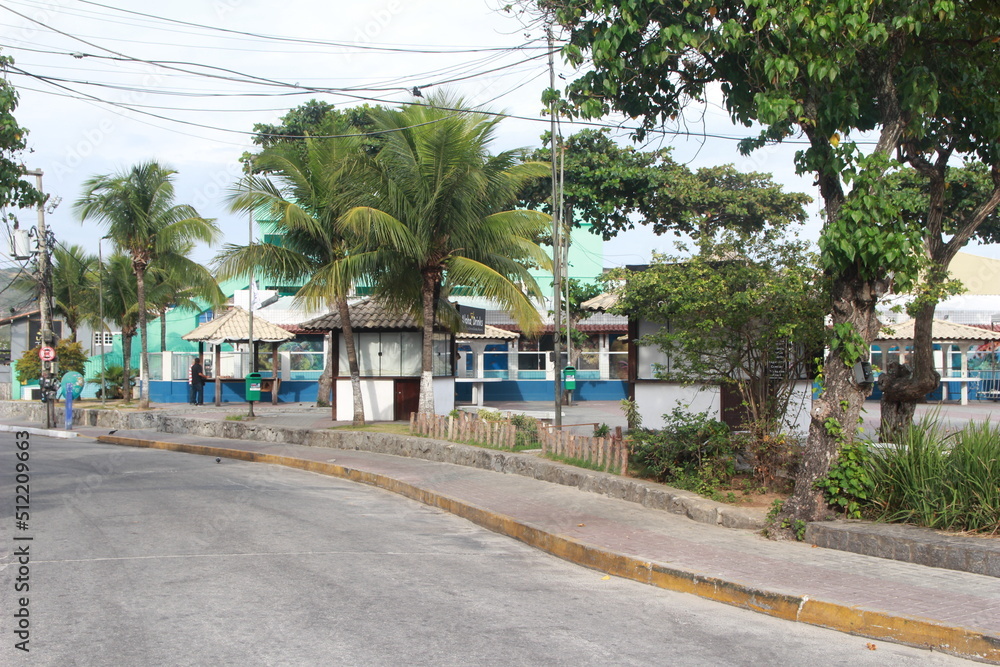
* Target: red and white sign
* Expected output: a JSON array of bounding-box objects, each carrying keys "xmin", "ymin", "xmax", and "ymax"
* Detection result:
[{"xmin": 39, "ymin": 346, "xmax": 56, "ymax": 361}]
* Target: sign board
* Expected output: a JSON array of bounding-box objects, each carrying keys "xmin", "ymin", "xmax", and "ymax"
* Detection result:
[
  {"xmin": 458, "ymin": 305, "xmax": 486, "ymax": 335},
  {"xmin": 39, "ymin": 346, "xmax": 55, "ymax": 361}
]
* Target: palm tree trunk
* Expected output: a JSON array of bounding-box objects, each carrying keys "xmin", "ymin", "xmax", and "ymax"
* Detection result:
[
  {"xmin": 136, "ymin": 265, "xmax": 150, "ymax": 409},
  {"xmin": 160, "ymin": 308, "xmax": 167, "ymax": 353},
  {"xmin": 418, "ymin": 273, "xmax": 436, "ymax": 414},
  {"xmin": 336, "ymin": 298, "xmax": 366, "ymax": 426},
  {"xmin": 121, "ymin": 331, "xmax": 134, "ymax": 402},
  {"xmin": 316, "ymin": 335, "xmax": 333, "ymax": 408}
]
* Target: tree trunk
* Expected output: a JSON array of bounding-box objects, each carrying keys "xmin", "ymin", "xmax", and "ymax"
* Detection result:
[
  {"xmin": 160, "ymin": 308, "xmax": 167, "ymax": 353},
  {"xmin": 136, "ymin": 265, "xmax": 150, "ymax": 409},
  {"xmin": 775, "ymin": 273, "xmax": 885, "ymax": 534},
  {"xmin": 121, "ymin": 331, "xmax": 134, "ymax": 402},
  {"xmin": 877, "ymin": 299, "xmax": 940, "ymax": 441},
  {"xmin": 337, "ymin": 297, "xmax": 366, "ymax": 426},
  {"xmin": 316, "ymin": 334, "xmax": 333, "ymax": 408},
  {"xmin": 418, "ymin": 272, "xmax": 437, "ymax": 415}
]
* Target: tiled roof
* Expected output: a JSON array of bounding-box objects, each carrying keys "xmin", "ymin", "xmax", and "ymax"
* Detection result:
[
  {"xmin": 455, "ymin": 324, "xmax": 519, "ymax": 341},
  {"xmin": 298, "ymin": 299, "xmax": 424, "ymax": 331},
  {"xmin": 876, "ymin": 318, "xmax": 1000, "ymax": 342},
  {"xmin": 581, "ymin": 292, "xmax": 619, "ymax": 312},
  {"xmin": 181, "ymin": 306, "xmax": 295, "ymax": 343}
]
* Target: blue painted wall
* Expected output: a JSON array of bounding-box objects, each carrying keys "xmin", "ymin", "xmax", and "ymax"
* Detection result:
[
  {"xmin": 148, "ymin": 380, "xmax": 318, "ymax": 404},
  {"xmin": 456, "ymin": 380, "xmax": 627, "ymax": 403}
]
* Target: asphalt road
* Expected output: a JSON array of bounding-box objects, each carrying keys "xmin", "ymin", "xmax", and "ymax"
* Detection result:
[{"xmin": 0, "ymin": 435, "xmax": 975, "ymax": 666}]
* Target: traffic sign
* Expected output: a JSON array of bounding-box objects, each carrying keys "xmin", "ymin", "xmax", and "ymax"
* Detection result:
[{"xmin": 39, "ymin": 346, "xmax": 56, "ymax": 361}]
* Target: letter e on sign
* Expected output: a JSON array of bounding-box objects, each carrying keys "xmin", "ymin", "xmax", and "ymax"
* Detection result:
[{"xmin": 39, "ymin": 346, "xmax": 55, "ymax": 362}]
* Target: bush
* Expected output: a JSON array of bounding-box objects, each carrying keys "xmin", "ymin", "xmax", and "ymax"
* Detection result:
[
  {"xmin": 629, "ymin": 407, "xmax": 733, "ymax": 488},
  {"xmin": 866, "ymin": 418, "xmax": 1000, "ymax": 534},
  {"xmin": 86, "ymin": 364, "xmax": 137, "ymax": 400},
  {"xmin": 732, "ymin": 421, "xmax": 802, "ymax": 493},
  {"xmin": 16, "ymin": 340, "xmax": 88, "ymax": 384}
]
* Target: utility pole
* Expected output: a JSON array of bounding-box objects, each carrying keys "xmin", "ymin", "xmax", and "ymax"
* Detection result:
[
  {"xmin": 23, "ymin": 169, "xmax": 55, "ymax": 428},
  {"xmin": 247, "ymin": 204, "xmax": 255, "ymax": 418},
  {"xmin": 547, "ymin": 25, "xmax": 563, "ymax": 428}
]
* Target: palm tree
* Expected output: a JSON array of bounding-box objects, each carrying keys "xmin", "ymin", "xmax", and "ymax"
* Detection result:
[
  {"xmin": 14, "ymin": 243, "xmax": 98, "ymax": 342},
  {"xmin": 145, "ymin": 243, "xmax": 225, "ymax": 353},
  {"xmin": 97, "ymin": 253, "xmax": 140, "ymax": 401},
  {"xmin": 340, "ymin": 97, "xmax": 552, "ymax": 414},
  {"xmin": 217, "ymin": 135, "xmax": 367, "ymax": 424},
  {"xmin": 74, "ymin": 161, "xmax": 220, "ymax": 408}
]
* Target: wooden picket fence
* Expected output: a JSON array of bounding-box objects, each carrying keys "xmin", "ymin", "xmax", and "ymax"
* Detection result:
[
  {"xmin": 538, "ymin": 425, "xmax": 629, "ymax": 475},
  {"xmin": 410, "ymin": 410, "xmax": 520, "ymax": 449},
  {"xmin": 410, "ymin": 411, "xmax": 629, "ymax": 475}
]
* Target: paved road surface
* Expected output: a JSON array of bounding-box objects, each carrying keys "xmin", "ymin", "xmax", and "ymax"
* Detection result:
[{"xmin": 0, "ymin": 436, "xmax": 975, "ymax": 666}]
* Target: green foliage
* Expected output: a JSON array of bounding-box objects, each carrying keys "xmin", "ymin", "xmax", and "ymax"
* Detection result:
[
  {"xmin": 866, "ymin": 419, "xmax": 1000, "ymax": 534},
  {"xmin": 520, "ymin": 129, "xmax": 811, "ymax": 241},
  {"xmin": 86, "ymin": 364, "xmax": 137, "ymax": 400},
  {"xmin": 620, "ymin": 397, "xmax": 642, "ymax": 430},
  {"xmin": 593, "ymin": 423, "xmax": 610, "ymax": 437},
  {"xmin": 16, "ymin": 340, "xmax": 87, "ymax": 384},
  {"xmin": 628, "ymin": 407, "xmax": 733, "ymax": 485},
  {"xmin": 732, "ymin": 424, "xmax": 802, "ymax": 493},
  {"xmin": 608, "ymin": 230, "xmax": 826, "ymax": 427},
  {"xmin": 0, "ymin": 52, "xmax": 45, "ymax": 213},
  {"xmin": 829, "ymin": 322, "xmax": 868, "ymax": 368},
  {"xmin": 815, "ymin": 442, "xmax": 874, "ymax": 519}
]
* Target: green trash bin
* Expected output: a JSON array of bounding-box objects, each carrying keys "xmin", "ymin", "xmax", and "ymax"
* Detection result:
[
  {"xmin": 562, "ymin": 366, "xmax": 577, "ymax": 391},
  {"xmin": 245, "ymin": 373, "xmax": 262, "ymax": 401}
]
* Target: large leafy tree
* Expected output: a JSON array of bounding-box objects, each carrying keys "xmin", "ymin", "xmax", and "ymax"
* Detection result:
[
  {"xmin": 0, "ymin": 51, "xmax": 44, "ymax": 213},
  {"xmin": 521, "ymin": 129, "xmax": 811, "ymax": 240},
  {"xmin": 878, "ymin": 165, "xmax": 1000, "ymax": 439},
  {"xmin": 340, "ymin": 96, "xmax": 552, "ymax": 414},
  {"xmin": 544, "ymin": 0, "xmax": 1000, "ymax": 533},
  {"xmin": 609, "ymin": 230, "xmax": 826, "ymax": 431},
  {"xmin": 218, "ymin": 134, "xmax": 368, "ymax": 423},
  {"xmin": 74, "ymin": 161, "xmax": 220, "ymax": 409}
]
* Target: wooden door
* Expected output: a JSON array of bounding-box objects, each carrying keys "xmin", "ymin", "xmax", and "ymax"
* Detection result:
[
  {"xmin": 394, "ymin": 379, "xmax": 420, "ymax": 421},
  {"xmin": 720, "ymin": 383, "xmax": 750, "ymax": 430}
]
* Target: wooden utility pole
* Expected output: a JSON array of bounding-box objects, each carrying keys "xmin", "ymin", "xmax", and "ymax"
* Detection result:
[
  {"xmin": 547, "ymin": 25, "xmax": 563, "ymax": 428},
  {"xmin": 23, "ymin": 169, "xmax": 55, "ymax": 427}
]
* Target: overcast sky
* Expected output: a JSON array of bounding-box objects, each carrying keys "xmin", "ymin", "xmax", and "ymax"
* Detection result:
[{"xmin": 2, "ymin": 0, "xmax": 996, "ymax": 275}]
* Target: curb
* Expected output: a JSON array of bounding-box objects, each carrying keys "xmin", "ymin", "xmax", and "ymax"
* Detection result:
[
  {"xmin": 96, "ymin": 433, "xmax": 1000, "ymax": 664},
  {"xmin": 0, "ymin": 423, "xmax": 78, "ymax": 439}
]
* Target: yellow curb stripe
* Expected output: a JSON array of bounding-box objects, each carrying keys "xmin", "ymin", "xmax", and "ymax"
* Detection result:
[{"xmin": 97, "ymin": 435, "xmax": 1000, "ymax": 664}]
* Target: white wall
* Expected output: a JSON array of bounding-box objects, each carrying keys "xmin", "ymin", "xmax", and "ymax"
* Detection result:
[
  {"xmin": 335, "ymin": 379, "xmax": 393, "ymax": 421},
  {"xmin": 433, "ymin": 378, "xmax": 455, "ymax": 415},
  {"xmin": 634, "ymin": 382, "xmax": 721, "ymax": 430}
]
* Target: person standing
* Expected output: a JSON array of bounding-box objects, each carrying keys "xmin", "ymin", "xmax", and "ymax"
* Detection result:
[{"xmin": 190, "ymin": 357, "xmax": 207, "ymax": 406}]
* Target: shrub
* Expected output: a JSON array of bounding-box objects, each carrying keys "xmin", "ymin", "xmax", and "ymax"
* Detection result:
[
  {"xmin": 86, "ymin": 364, "xmax": 138, "ymax": 400},
  {"xmin": 629, "ymin": 407, "xmax": 732, "ymax": 486},
  {"xmin": 866, "ymin": 418, "xmax": 1000, "ymax": 534},
  {"xmin": 16, "ymin": 339, "xmax": 88, "ymax": 384},
  {"xmin": 732, "ymin": 421, "xmax": 802, "ymax": 493}
]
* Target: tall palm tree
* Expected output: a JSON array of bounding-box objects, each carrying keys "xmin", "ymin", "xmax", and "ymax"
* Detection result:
[
  {"xmin": 217, "ymin": 135, "xmax": 367, "ymax": 424},
  {"xmin": 14, "ymin": 243, "xmax": 98, "ymax": 342},
  {"xmin": 145, "ymin": 242, "xmax": 225, "ymax": 353},
  {"xmin": 74, "ymin": 161, "xmax": 220, "ymax": 408},
  {"xmin": 97, "ymin": 252, "xmax": 140, "ymax": 401},
  {"xmin": 340, "ymin": 97, "xmax": 552, "ymax": 414}
]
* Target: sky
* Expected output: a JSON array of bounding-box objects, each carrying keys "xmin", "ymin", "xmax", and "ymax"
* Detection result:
[{"xmin": 1, "ymin": 0, "xmax": 997, "ymax": 276}]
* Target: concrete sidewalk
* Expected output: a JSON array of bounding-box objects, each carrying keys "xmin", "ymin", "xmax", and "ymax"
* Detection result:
[{"xmin": 13, "ymin": 415, "xmax": 995, "ymax": 663}]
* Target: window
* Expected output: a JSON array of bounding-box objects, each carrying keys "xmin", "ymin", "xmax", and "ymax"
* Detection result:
[
  {"xmin": 93, "ymin": 331, "xmax": 115, "ymax": 348},
  {"xmin": 198, "ymin": 310, "xmax": 214, "ymax": 325}
]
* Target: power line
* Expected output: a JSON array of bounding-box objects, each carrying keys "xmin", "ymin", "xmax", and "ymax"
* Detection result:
[{"xmin": 74, "ymin": 0, "xmax": 550, "ymax": 54}]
